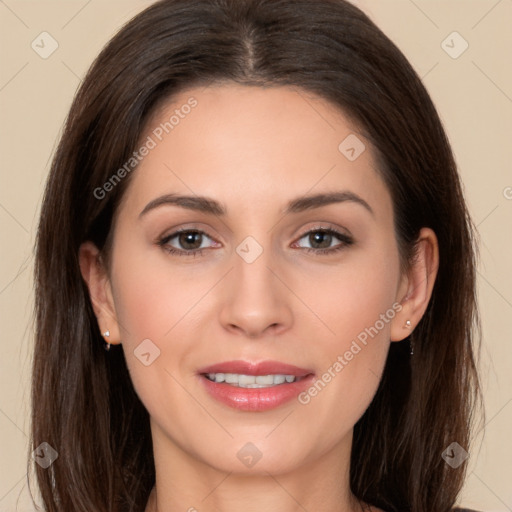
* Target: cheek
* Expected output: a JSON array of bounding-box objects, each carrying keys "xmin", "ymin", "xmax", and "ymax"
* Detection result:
[
  {"xmin": 109, "ymin": 246, "xmax": 221, "ymax": 402},
  {"xmin": 108, "ymin": 250, "xmax": 200, "ymax": 414},
  {"xmin": 292, "ymin": 241, "xmax": 399, "ymax": 420},
  {"xmin": 110, "ymin": 246, "xmax": 207, "ymax": 343},
  {"xmin": 298, "ymin": 240, "xmax": 400, "ymax": 352}
]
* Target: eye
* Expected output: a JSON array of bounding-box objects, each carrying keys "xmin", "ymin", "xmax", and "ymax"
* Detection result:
[
  {"xmin": 157, "ymin": 226, "xmax": 353, "ymax": 258},
  {"xmin": 293, "ymin": 227, "xmax": 354, "ymax": 255},
  {"xmin": 157, "ymin": 229, "xmax": 219, "ymax": 257}
]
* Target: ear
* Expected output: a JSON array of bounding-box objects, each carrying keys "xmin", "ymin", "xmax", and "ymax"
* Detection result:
[
  {"xmin": 390, "ymin": 227, "xmax": 439, "ymax": 342},
  {"xmin": 78, "ymin": 241, "xmax": 122, "ymax": 345}
]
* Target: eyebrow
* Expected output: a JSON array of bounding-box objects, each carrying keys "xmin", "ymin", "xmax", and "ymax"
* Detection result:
[{"xmin": 138, "ymin": 190, "xmax": 374, "ymax": 218}]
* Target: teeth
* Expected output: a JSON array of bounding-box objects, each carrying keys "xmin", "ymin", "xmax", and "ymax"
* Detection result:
[
  {"xmin": 205, "ymin": 373, "xmax": 298, "ymax": 388},
  {"xmin": 255, "ymin": 375, "xmax": 274, "ymax": 385},
  {"xmin": 238, "ymin": 374, "xmax": 255, "ymax": 386}
]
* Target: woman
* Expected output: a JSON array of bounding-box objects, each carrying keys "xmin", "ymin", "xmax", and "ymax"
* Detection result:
[{"xmin": 30, "ymin": 0, "xmax": 482, "ymax": 511}]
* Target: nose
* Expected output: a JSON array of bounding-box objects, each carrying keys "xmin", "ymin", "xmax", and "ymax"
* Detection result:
[{"xmin": 218, "ymin": 242, "xmax": 293, "ymax": 339}]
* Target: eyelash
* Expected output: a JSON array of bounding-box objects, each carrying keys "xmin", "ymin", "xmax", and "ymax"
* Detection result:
[{"xmin": 157, "ymin": 226, "xmax": 354, "ymax": 258}]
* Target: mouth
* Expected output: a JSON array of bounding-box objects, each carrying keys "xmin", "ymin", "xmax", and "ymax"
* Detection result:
[{"xmin": 197, "ymin": 360, "xmax": 315, "ymax": 411}]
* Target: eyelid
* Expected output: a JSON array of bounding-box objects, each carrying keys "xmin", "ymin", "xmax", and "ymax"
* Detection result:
[
  {"xmin": 295, "ymin": 222, "xmax": 352, "ymax": 239},
  {"xmin": 157, "ymin": 222, "xmax": 218, "ymax": 240}
]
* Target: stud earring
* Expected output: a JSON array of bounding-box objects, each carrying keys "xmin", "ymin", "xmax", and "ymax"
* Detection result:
[
  {"xmin": 405, "ymin": 320, "xmax": 412, "ymax": 329},
  {"xmin": 103, "ymin": 330, "xmax": 111, "ymax": 351}
]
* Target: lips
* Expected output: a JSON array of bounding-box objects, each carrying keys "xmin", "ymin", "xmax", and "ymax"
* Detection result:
[{"xmin": 197, "ymin": 360, "xmax": 315, "ymax": 412}]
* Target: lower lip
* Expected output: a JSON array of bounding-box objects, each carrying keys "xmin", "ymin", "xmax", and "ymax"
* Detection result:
[{"xmin": 199, "ymin": 374, "xmax": 315, "ymax": 412}]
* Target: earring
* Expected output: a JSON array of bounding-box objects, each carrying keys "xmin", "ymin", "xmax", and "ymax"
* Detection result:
[
  {"xmin": 103, "ymin": 330, "xmax": 111, "ymax": 351},
  {"xmin": 404, "ymin": 320, "xmax": 413, "ymax": 355}
]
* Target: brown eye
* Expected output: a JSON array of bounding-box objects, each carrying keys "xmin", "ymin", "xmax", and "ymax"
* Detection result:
[
  {"xmin": 308, "ymin": 231, "xmax": 334, "ymax": 249},
  {"xmin": 177, "ymin": 231, "xmax": 203, "ymax": 250},
  {"xmin": 294, "ymin": 228, "xmax": 353, "ymax": 254},
  {"xmin": 158, "ymin": 229, "xmax": 219, "ymax": 257}
]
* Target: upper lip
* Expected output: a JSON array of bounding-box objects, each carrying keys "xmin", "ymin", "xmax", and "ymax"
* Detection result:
[{"xmin": 198, "ymin": 360, "xmax": 314, "ymax": 377}]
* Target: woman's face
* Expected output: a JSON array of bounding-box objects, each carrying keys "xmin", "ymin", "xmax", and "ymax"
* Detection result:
[{"xmin": 87, "ymin": 84, "xmax": 413, "ymax": 475}]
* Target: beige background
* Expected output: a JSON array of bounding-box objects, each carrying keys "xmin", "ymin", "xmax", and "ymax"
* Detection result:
[{"xmin": 0, "ymin": 1, "xmax": 511, "ymax": 510}]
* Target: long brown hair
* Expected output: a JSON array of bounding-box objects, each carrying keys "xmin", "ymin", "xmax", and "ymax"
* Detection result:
[{"xmin": 30, "ymin": 0, "xmax": 482, "ymax": 511}]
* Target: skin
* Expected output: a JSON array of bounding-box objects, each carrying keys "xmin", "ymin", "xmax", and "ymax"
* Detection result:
[{"xmin": 79, "ymin": 84, "xmax": 438, "ymax": 512}]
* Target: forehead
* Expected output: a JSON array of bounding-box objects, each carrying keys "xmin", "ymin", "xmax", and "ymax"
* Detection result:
[{"xmin": 119, "ymin": 84, "xmax": 392, "ymax": 221}]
